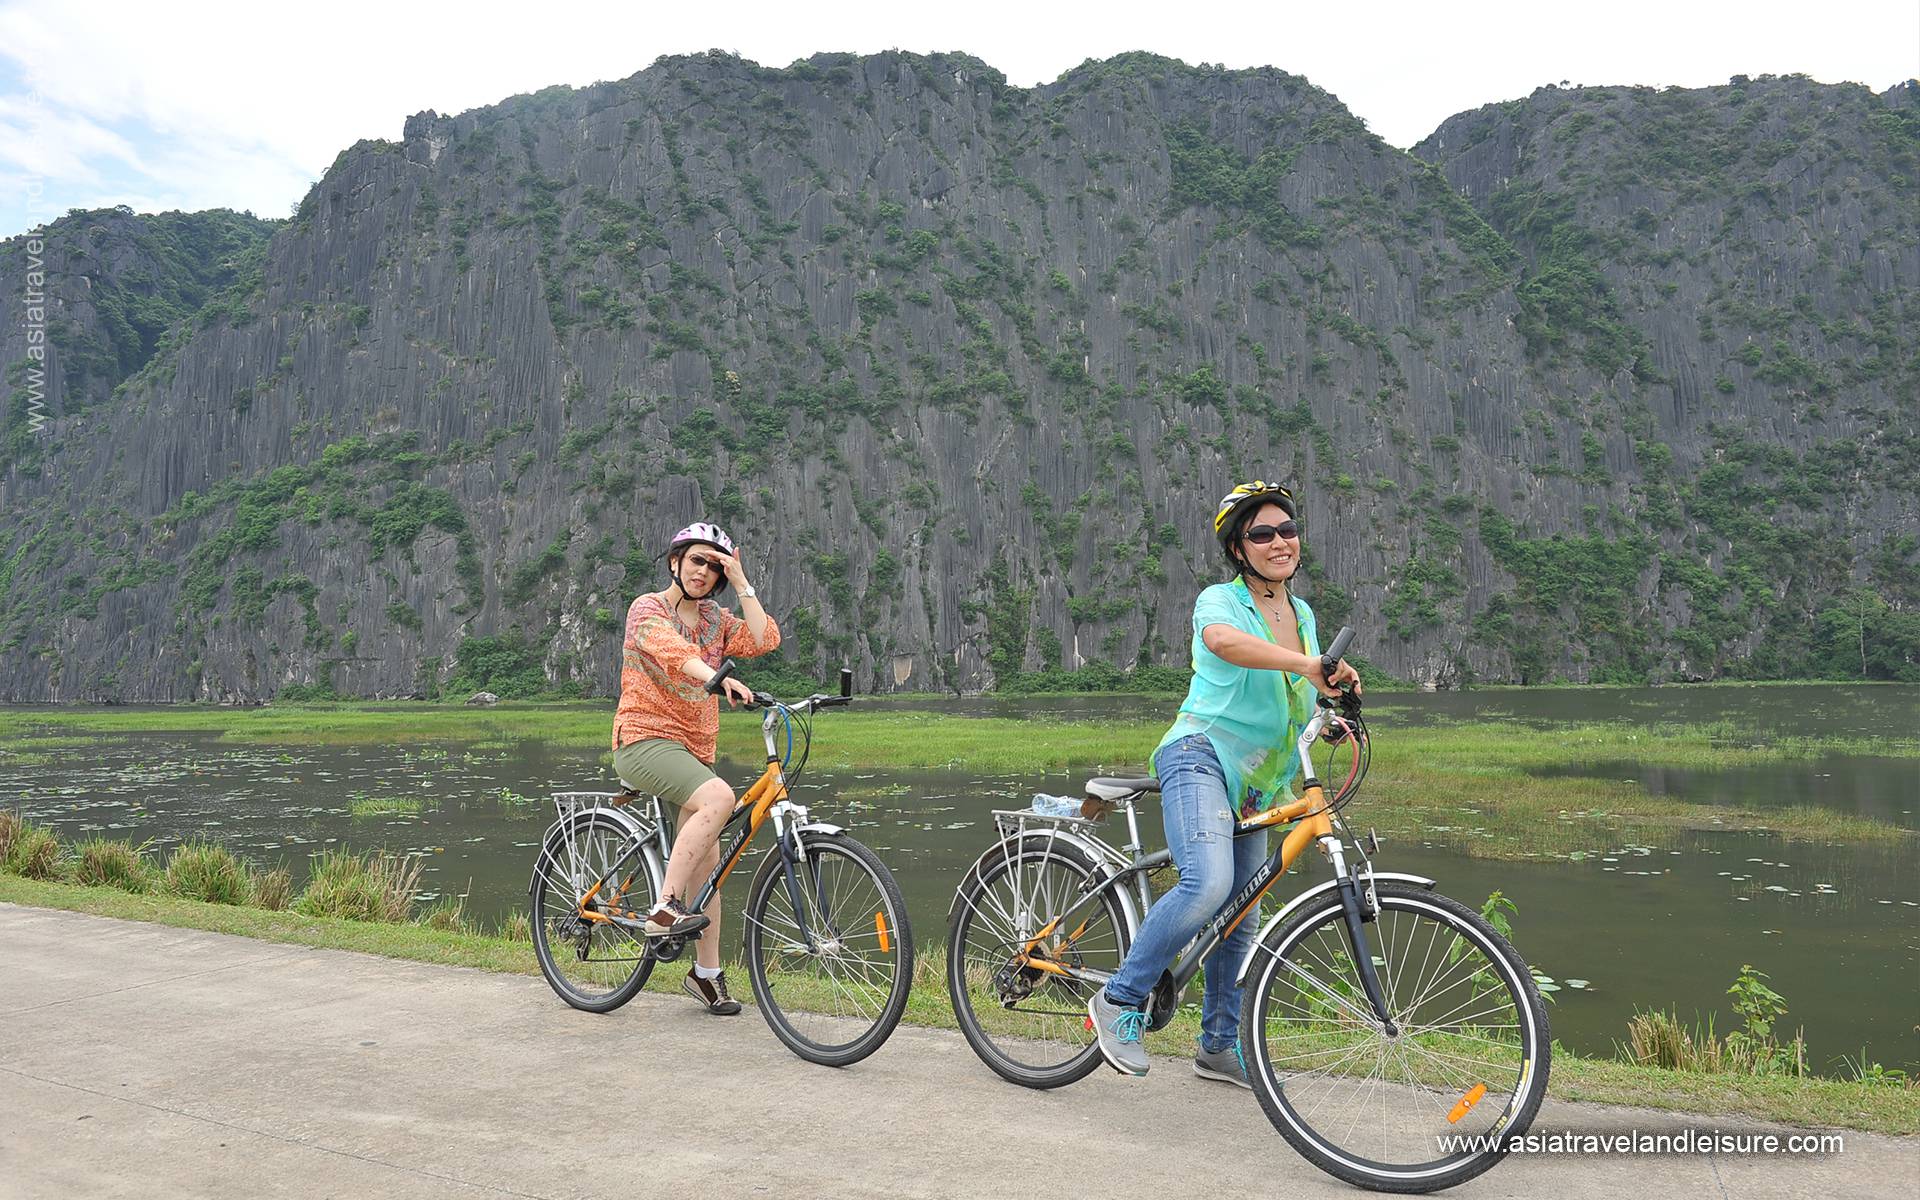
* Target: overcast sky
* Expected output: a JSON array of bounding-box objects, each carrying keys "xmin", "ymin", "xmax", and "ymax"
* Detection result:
[{"xmin": 0, "ymin": 0, "xmax": 1914, "ymax": 240}]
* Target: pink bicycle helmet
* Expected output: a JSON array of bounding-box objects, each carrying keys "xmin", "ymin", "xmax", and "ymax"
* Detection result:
[
  {"xmin": 665, "ymin": 521, "xmax": 736, "ymax": 597},
  {"xmin": 668, "ymin": 522, "xmax": 736, "ymax": 557}
]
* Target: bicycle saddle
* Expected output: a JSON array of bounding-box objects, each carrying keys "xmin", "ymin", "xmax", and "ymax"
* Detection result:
[{"xmin": 1083, "ymin": 776, "xmax": 1161, "ymax": 802}]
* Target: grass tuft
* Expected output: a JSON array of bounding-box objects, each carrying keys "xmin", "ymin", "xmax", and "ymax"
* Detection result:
[
  {"xmin": 295, "ymin": 848, "xmax": 423, "ymax": 923},
  {"xmin": 3, "ymin": 814, "xmax": 65, "ymax": 881},
  {"xmin": 347, "ymin": 795, "xmax": 425, "ymax": 818},
  {"xmin": 71, "ymin": 838, "xmax": 156, "ymax": 893},
  {"xmin": 164, "ymin": 841, "xmax": 253, "ymax": 905},
  {"xmin": 252, "ymin": 866, "xmax": 293, "ymax": 911}
]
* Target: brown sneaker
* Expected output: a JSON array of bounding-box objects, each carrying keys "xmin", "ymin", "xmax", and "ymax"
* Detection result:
[
  {"xmin": 682, "ymin": 968, "xmax": 743, "ymax": 1015},
  {"xmin": 642, "ymin": 897, "xmax": 711, "ymax": 938}
]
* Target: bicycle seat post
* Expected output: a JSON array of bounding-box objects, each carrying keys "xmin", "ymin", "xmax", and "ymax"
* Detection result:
[{"xmin": 1120, "ymin": 800, "xmax": 1143, "ymax": 857}]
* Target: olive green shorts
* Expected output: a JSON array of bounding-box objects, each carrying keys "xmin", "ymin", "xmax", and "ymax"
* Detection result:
[{"xmin": 612, "ymin": 738, "xmax": 719, "ymax": 806}]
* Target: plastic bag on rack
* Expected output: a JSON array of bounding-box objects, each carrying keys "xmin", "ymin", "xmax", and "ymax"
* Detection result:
[{"xmin": 1029, "ymin": 793, "xmax": 1084, "ymax": 818}]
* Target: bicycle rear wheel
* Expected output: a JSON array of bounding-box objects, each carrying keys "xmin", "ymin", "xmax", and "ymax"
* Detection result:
[
  {"xmin": 1241, "ymin": 882, "xmax": 1550, "ymax": 1193},
  {"xmin": 743, "ymin": 830, "xmax": 912, "ymax": 1067},
  {"xmin": 529, "ymin": 810, "xmax": 662, "ymax": 1013},
  {"xmin": 946, "ymin": 837, "xmax": 1132, "ymax": 1089}
]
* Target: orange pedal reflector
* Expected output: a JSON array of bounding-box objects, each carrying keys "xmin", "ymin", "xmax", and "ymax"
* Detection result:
[
  {"xmin": 875, "ymin": 911, "xmax": 891, "ymax": 953},
  {"xmin": 1446, "ymin": 1083, "xmax": 1488, "ymax": 1124}
]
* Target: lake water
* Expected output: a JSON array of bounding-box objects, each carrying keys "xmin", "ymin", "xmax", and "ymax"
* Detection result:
[{"xmin": 3, "ymin": 685, "xmax": 1915, "ymax": 1074}]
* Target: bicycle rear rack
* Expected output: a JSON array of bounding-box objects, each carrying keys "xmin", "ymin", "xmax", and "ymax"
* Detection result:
[
  {"xmin": 986, "ymin": 807, "xmax": 1136, "ymax": 875},
  {"xmin": 548, "ymin": 791, "xmax": 623, "ymax": 824},
  {"xmin": 990, "ymin": 807, "xmax": 1100, "ymax": 838}
]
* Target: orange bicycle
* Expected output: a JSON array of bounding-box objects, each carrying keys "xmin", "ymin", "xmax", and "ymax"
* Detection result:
[
  {"xmin": 531, "ymin": 665, "xmax": 912, "ymax": 1067},
  {"xmin": 946, "ymin": 628, "xmax": 1551, "ymax": 1191}
]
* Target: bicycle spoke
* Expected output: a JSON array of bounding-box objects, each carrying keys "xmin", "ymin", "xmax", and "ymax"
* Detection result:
[{"xmin": 1246, "ymin": 888, "xmax": 1548, "ymax": 1187}]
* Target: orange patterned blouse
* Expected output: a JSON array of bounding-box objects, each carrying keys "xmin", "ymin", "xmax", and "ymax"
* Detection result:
[{"xmin": 611, "ymin": 591, "xmax": 783, "ymax": 764}]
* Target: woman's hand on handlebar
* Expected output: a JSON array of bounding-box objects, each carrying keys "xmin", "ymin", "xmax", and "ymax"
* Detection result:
[
  {"xmin": 1302, "ymin": 657, "xmax": 1362, "ymax": 699},
  {"xmin": 718, "ymin": 676, "xmax": 755, "ymax": 708}
]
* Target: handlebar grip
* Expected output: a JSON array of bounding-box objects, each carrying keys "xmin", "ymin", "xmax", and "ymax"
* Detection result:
[
  {"xmin": 1321, "ymin": 627, "xmax": 1355, "ymax": 673},
  {"xmin": 704, "ymin": 657, "xmax": 739, "ymax": 695}
]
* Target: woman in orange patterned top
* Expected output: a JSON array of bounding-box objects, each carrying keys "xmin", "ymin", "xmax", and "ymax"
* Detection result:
[{"xmin": 611, "ymin": 520, "xmax": 781, "ymax": 1015}]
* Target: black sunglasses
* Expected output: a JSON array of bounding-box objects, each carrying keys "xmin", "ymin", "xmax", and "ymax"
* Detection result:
[
  {"xmin": 684, "ymin": 552, "xmax": 727, "ymax": 571},
  {"xmin": 1242, "ymin": 521, "xmax": 1299, "ymax": 545}
]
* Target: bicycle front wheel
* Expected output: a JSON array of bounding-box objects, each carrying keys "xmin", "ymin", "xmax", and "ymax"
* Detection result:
[
  {"xmin": 946, "ymin": 836, "xmax": 1131, "ymax": 1089},
  {"xmin": 529, "ymin": 810, "xmax": 661, "ymax": 1013},
  {"xmin": 1241, "ymin": 882, "xmax": 1550, "ymax": 1194},
  {"xmin": 743, "ymin": 831, "xmax": 912, "ymax": 1067}
]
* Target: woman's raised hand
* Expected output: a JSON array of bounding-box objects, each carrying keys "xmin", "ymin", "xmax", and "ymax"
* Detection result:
[{"xmin": 708, "ymin": 549, "xmax": 753, "ymax": 594}]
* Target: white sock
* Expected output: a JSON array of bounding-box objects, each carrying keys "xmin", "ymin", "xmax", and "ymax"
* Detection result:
[{"xmin": 693, "ymin": 963, "xmax": 723, "ymax": 980}]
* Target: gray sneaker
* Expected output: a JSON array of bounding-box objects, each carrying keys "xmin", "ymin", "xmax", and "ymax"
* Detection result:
[
  {"xmin": 1193, "ymin": 1040, "xmax": 1252, "ymax": 1089},
  {"xmin": 1087, "ymin": 989, "xmax": 1149, "ymax": 1077}
]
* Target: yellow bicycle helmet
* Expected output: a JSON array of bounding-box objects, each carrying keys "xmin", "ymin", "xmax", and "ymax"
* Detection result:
[{"xmin": 1213, "ymin": 480, "xmax": 1297, "ymax": 552}]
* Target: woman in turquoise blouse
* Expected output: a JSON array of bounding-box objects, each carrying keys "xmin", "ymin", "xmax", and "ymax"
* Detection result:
[{"xmin": 1089, "ymin": 481, "xmax": 1361, "ymax": 1083}]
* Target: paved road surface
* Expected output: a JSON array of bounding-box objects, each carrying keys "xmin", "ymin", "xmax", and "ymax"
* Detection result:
[{"xmin": 1, "ymin": 904, "xmax": 1911, "ymax": 1199}]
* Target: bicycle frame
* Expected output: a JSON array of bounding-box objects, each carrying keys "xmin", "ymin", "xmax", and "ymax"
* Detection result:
[
  {"xmin": 1003, "ymin": 704, "xmax": 1398, "ymax": 1030},
  {"xmin": 572, "ymin": 701, "xmax": 840, "ymax": 952}
]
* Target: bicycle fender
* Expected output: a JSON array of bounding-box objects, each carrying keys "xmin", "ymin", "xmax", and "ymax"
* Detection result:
[
  {"xmin": 528, "ymin": 804, "xmax": 661, "ymax": 896},
  {"xmin": 793, "ymin": 822, "xmax": 845, "ymax": 837},
  {"xmin": 1233, "ymin": 872, "xmax": 1436, "ymax": 985}
]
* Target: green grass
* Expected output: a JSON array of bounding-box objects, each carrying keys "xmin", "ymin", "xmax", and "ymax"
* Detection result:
[
  {"xmin": 3, "ymin": 702, "xmax": 1913, "ymax": 858},
  {"xmin": 1, "ymin": 874, "xmax": 1913, "ymax": 1135},
  {"xmin": 163, "ymin": 840, "xmax": 253, "ymax": 905},
  {"xmin": 0, "ymin": 701, "xmax": 612, "ymax": 747},
  {"xmin": 347, "ymin": 794, "xmax": 426, "ymax": 818}
]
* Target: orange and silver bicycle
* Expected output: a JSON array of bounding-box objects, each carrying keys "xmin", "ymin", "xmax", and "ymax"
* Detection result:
[
  {"xmin": 531, "ymin": 664, "xmax": 912, "ymax": 1067},
  {"xmin": 946, "ymin": 628, "xmax": 1550, "ymax": 1192}
]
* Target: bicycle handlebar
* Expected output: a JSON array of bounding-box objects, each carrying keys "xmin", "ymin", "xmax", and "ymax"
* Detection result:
[
  {"xmin": 708, "ymin": 658, "xmax": 856, "ymax": 712},
  {"xmin": 704, "ymin": 657, "xmax": 740, "ymax": 695},
  {"xmin": 1321, "ymin": 626, "xmax": 1355, "ymax": 676}
]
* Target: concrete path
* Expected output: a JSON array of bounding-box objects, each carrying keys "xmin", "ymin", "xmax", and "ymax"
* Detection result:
[{"xmin": 1, "ymin": 903, "xmax": 1912, "ymax": 1199}]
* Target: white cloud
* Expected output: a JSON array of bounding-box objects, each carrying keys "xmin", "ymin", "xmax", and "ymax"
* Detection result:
[
  {"xmin": 0, "ymin": 95, "xmax": 144, "ymax": 182},
  {"xmin": 0, "ymin": 0, "xmax": 1914, "ymax": 238}
]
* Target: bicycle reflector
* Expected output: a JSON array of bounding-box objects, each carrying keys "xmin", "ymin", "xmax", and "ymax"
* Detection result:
[
  {"xmin": 875, "ymin": 911, "xmax": 891, "ymax": 953},
  {"xmin": 1446, "ymin": 1083, "xmax": 1487, "ymax": 1124}
]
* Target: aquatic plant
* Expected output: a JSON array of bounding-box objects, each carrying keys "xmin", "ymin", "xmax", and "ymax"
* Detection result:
[
  {"xmin": 347, "ymin": 794, "xmax": 425, "ymax": 818},
  {"xmin": 1622, "ymin": 963, "xmax": 1807, "ymax": 1077}
]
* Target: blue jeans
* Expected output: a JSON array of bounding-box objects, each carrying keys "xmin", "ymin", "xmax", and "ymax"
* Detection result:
[{"xmin": 1104, "ymin": 733, "xmax": 1267, "ymax": 1054}]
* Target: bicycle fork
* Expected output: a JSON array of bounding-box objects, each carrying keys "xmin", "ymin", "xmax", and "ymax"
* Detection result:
[
  {"xmin": 771, "ymin": 802, "xmax": 826, "ymax": 953},
  {"xmin": 1322, "ymin": 835, "xmax": 1400, "ymax": 1036}
]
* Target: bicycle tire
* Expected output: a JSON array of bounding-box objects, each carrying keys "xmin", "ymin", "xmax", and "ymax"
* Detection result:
[
  {"xmin": 946, "ymin": 835, "xmax": 1133, "ymax": 1089},
  {"xmin": 743, "ymin": 830, "xmax": 912, "ymax": 1067},
  {"xmin": 1241, "ymin": 882, "xmax": 1551, "ymax": 1193},
  {"xmin": 529, "ymin": 809, "xmax": 662, "ymax": 1014}
]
